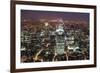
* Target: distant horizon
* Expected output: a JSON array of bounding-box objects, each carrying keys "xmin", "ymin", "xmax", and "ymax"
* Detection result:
[{"xmin": 21, "ymin": 10, "xmax": 89, "ymax": 24}]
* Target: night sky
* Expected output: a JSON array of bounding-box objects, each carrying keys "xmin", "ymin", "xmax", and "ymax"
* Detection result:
[{"xmin": 21, "ymin": 10, "xmax": 89, "ymax": 23}]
